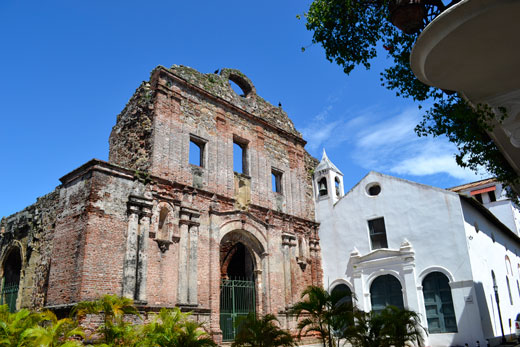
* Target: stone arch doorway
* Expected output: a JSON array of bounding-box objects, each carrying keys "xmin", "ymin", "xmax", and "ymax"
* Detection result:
[
  {"xmin": 1, "ymin": 248, "xmax": 22, "ymax": 312},
  {"xmin": 219, "ymin": 230, "xmax": 261, "ymax": 341}
]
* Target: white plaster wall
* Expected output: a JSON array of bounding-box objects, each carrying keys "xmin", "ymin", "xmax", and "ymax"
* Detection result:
[
  {"xmin": 319, "ymin": 172, "xmax": 474, "ymax": 287},
  {"xmin": 317, "ymin": 172, "xmax": 486, "ymax": 347},
  {"xmin": 487, "ymin": 200, "xmax": 519, "ymax": 236},
  {"xmin": 461, "ymin": 199, "xmax": 520, "ymax": 345}
]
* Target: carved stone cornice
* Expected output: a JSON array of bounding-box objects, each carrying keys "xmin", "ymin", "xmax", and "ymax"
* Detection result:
[
  {"xmin": 282, "ymin": 233, "xmax": 297, "ymax": 247},
  {"xmin": 179, "ymin": 219, "xmax": 200, "ymax": 227},
  {"xmin": 127, "ymin": 194, "xmax": 153, "ymax": 218}
]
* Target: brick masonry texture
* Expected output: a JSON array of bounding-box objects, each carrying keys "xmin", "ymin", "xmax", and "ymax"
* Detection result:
[{"xmin": 0, "ymin": 65, "xmax": 322, "ymax": 343}]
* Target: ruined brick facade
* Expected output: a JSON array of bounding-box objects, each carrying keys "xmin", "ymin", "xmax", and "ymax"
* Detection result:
[{"xmin": 0, "ymin": 65, "xmax": 322, "ymax": 343}]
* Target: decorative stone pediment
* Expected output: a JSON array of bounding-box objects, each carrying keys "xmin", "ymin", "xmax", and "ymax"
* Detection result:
[{"xmin": 350, "ymin": 240, "xmax": 415, "ymax": 271}]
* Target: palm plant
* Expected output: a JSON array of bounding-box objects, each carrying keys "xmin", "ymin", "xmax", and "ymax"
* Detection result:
[
  {"xmin": 290, "ymin": 286, "xmax": 353, "ymax": 347},
  {"xmin": 340, "ymin": 309, "xmax": 386, "ymax": 347},
  {"xmin": 138, "ymin": 307, "xmax": 215, "ymax": 347},
  {"xmin": 21, "ymin": 310, "xmax": 84, "ymax": 347},
  {"xmin": 174, "ymin": 319, "xmax": 216, "ymax": 347},
  {"xmin": 231, "ymin": 312, "xmax": 296, "ymax": 347},
  {"xmin": 340, "ymin": 306, "xmax": 426, "ymax": 347},
  {"xmin": 0, "ymin": 304, "xmax": 42, "ymax": 346},
  {"xmin": 72, "ymin": 294, "xmax": 139, "ymax": 346},
  {"xmin": 379, "ymin": 306, "xmax": 425, "ymax": 347}
]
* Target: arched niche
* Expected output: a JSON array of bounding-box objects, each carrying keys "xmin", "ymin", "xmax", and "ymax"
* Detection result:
[{"xmin": 151, "ymin": 202, "xmax": 178, "ymax": 243}]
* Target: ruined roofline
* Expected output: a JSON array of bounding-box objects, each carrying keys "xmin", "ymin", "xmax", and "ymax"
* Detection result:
[
  {"xmin": 151, "ymin": 65, "xmax": 307, "ymax": 146},
  {"xmin": 59, "ymin": 158, "xmax": 319, "ymax": 227},
  {"xmin": 1, "ymin": 189, "xmax": 59, "ymax": 224}
]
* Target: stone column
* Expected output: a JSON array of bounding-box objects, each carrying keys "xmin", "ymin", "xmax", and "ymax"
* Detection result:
[
  {"xmin": 122, "ymin": 207, "xmax": 139, "ymax": 299},
  {"xmin": 177, "ymin": 216, "xmax": 190, "ymax": 304},
  {"xmin": 255, "ymin": 268, "xmax": 264, "ymax": 315},
  {"xmin": 188, "ymin": 223, "xmax": 199, "ymax": 304},
  {"xmin": 309, "ymin": 239, "xmax": 319, "ymax": 286},
  {"xmin": 123, "ymin": 194, "xmax": 153, "ymax": 300},
  {"xmin": 137, "ymin": 208, "xmax": 151, "ymax": 303},
  {"xmin": 208, "ymin": 209, "xmax": 222, "ymax": 343},
  {"xmin": 281, "ymin": 233, "xmax": 295, "ymax": 309}
]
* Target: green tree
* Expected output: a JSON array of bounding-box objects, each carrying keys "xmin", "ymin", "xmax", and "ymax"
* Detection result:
[
  {"xmin": 290, "ymin": 286, "xmax": 352, "ymax": 347},
  {"xmin": 21, "ymin": 310, "xmax": 84, "ymax": 347},
  {"xmin": 72, "ymin": 294, "xmax": 139, "ymax": 346},
  {"xmin": 301, "ymin": 0, "xmax": 518, "ymax": 200},
  {"xmin": 231, "ymin": 312, "xmax": 296, "ymax": 347},
  {"xmin": 138, "ymin": 307, "xmax": 216, "ymax": 347}
]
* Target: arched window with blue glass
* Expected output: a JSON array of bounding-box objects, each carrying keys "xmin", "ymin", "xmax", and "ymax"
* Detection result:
[
  {"xmin": 331, "ymin": 283, "xmax": 353, "ymax": 307},
  {"xmin": 370, "ymin": 274, "xmax": 404, "ymax": 313},
  {"xmin": 422, "ymin": 272, "xmax": 457, "ymax": 333}
]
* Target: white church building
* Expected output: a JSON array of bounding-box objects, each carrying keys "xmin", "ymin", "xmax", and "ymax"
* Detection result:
[{"xmin": 314, "ymin": 151, "xmax": 520, "ymax": 346}]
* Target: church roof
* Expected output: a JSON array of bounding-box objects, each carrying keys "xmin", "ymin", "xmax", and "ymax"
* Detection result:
[{"xmin": 315, "ymin": 149, "xmax": 343, "ymax": 175}]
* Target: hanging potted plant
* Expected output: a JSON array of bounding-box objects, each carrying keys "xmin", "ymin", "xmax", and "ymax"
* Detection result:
[{"xmin": 388, "ymin": 0, "xmax": 426, "ymax": 34}]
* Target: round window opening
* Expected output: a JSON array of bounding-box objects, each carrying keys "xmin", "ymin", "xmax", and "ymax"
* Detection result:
[
  {"xmin": 366, "ymin": 183, "xmax": 381, "ymax": 196},
  {"xmin": 228, "ymin": 75, "xmax": 252, "ymax": 98}
]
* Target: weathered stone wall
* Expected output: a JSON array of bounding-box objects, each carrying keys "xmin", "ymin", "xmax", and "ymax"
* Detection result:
[
  {"xmin": 0, "ymin": 65, "xmax": 322, "ymax": 345},
  {"xmin": 117, "ymin": 65, "xmax": 317, "ymax": 221},
  {"xmin": 109, "ymin": 83, "xmax": 155, "ymax": 172},
  {"xmin": 0, "ymin": 190, "xmax": 59, "ymax": 310}
]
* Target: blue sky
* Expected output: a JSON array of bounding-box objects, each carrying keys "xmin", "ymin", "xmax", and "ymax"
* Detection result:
[{"xmin": 0, "ymin": 0, "xmax": 487, "ymax": 218}]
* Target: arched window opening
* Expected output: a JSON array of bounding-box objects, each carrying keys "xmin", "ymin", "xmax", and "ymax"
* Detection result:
[
  {"xmin": 1, "ymin": 249, "xmax": 21, "ymax": 312},
  {"xmin": 507, "ymin": 276, "xmax": 513, "ymax": 305},
  {"xmin": 505, "ymin": 256, "xmax": 513, "ymax": 275},
  {"xmin": 318, "ymin": 177, "xmax": 328, "ymax": 197},
  {"xmin": 422, "ymin": 272, "xmax": 457, "ymax": 333},
  {"xmin": 331, "ymin": 284, "xmax": 353, "ymax": 308},
  {"xmin": 335, "ymin": 177, "xmax": 341, "ymax": 197},
  {"xmin": 370, "ymin": 275, "xmax": 404, "ymax": 313}
]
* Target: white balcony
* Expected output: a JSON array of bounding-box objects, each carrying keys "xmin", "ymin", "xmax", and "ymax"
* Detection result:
[{"xmin": 410, "ymin": 0, "xmax": 520, "ymax": 175}]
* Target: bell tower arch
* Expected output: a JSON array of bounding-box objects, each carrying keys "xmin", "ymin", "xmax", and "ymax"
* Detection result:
[{"xmin": 313, "ymin": 149, "xmax": 344, "ymax": 222}]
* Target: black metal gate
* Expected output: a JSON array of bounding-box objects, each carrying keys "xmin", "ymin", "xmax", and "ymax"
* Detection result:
[
  {"xmin": 0, "ymin": 282, "xmax": 19, "ymax": 312},
  {"xmin": 220, "ymin": 278, "xmax": 255, "ymax": 341}
]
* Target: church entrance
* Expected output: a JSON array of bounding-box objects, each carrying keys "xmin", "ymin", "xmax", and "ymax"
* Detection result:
[
  {"xmin": 1, "ymin": 249, "xmax": 21, "ymax": 312},
  {"xmin": 220, "ymin": 238, "xmax": 256, "ymax": 341}
]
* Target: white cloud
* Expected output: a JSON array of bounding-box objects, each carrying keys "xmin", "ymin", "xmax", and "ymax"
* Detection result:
[
  {"xmin": 302, "ymin": 103, "xmax": 486, "ymax": 184},
  {"xmin": 356, "ymin": 109, "xmax": 418, "ymax": 149}
]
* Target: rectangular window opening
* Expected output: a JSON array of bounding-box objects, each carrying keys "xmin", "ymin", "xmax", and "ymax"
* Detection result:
[
  {"xmin": 368, "ymin": 217, "xmax": 388, "ymax": 250},
  {"xmin": 271, "ymin": 169, "xmax": 283, "ymax": 194},
  {"xmin": 474, "ymin": 193, "xmax": 483, "ymax": 204},
  {"xmin": 233, "ymin": 137, "xmax": 249, "ymax": 175},
  {"xmin": 488, "ymin": 190, "xmax": 496, "ymax": 202},
  {"xmin": 189, "ymin": 135, "xmax": 206, "ymax": 167}
]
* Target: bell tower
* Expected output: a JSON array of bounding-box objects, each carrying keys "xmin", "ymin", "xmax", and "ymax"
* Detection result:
[{"xmin": 313, "ymin": 149, "xmax": 344, "ymax": 222}]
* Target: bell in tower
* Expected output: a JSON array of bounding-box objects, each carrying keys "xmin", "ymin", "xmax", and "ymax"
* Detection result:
[{"xmin": 318, "ymin": 178, "xmax": 328, "ymax": 197}]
